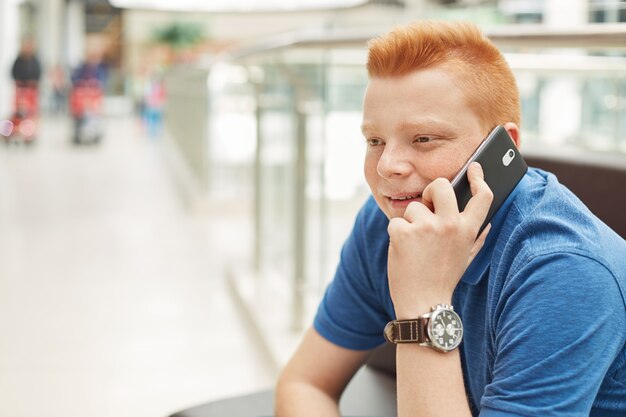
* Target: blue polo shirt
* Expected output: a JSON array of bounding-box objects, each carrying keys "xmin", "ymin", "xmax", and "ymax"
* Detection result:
[{"xmin": 314, "ymin": 168, "xmax": 626, "ymax": 416}]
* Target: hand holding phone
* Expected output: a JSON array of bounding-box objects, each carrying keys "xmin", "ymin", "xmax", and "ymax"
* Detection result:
[{"xmin": 451, "ymin": 125, "xmax": 528, "ymax": 234}]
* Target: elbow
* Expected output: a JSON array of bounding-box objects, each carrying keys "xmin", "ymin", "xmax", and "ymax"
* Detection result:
[{"xmin": 275, "ymin": 367, "xmax": 341, "ymax": 416}]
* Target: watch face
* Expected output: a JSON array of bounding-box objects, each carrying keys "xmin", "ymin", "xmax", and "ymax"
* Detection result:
[{"xmin": 428, "ymin": 308, "xmax": 463, "ymax": 352}]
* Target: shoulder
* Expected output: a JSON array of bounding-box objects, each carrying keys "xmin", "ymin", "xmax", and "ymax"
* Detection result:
[
  {"xmin": 492, "ymin": 168, "xmax": 626, "ymax": 306},
  {"xmin": 500, "ymin": 168, "xmax": 624, "ymax": 259}
]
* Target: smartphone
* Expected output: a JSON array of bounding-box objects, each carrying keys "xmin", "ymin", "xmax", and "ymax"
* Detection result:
[{"xmin": 451, "ymin": 125, "xmax": 528, "ymax": 234}]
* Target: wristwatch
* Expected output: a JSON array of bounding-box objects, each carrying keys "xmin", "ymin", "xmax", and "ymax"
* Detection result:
[{"xmin": 383, "ymin": 304, "xmax": 463, "ymax": 352}]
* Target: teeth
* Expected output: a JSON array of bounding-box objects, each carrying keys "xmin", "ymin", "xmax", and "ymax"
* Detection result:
[{"xmin": 394, "ymin": 195, "xmax": 419, "ymax": 201}]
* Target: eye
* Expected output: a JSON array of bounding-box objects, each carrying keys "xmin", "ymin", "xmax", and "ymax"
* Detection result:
[
  {"xmin": 366, "ymin": 137, "xmax": 384, "ymax": 147},
  {"xmin": 413, "ymin": 136, "xmax": 432, "ymax": 143}
]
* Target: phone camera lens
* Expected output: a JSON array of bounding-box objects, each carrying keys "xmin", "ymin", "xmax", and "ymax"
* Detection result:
[{"xmin": 508, "ymin": 150, "xmax": 514, "ymax": 157}]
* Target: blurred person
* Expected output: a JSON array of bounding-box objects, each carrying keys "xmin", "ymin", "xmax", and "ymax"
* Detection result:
[
  {"xmin": 142, "ymin": 70, "xmax": 165, "ymax": 139},
  {"xmin": 8, "ymin": 39, "xmax": 41, "ymax": 143},
  {"xmin": 50, "ymin": 64, "xmax": 69, "ymax": 114},
  {"xmin": 70, "ymin": 52, "xmax": 107, "ymax": 144},
  {"xmin": 275, "ymin": 20, "xmax": 626, "ymax": 417},
  {"xmin": 71, "ymin": 51, "xmax": 108, "ymax": 89},
  {"xmin": 11, "ymin": 38, "xmax": 41, "ymax": 87}
]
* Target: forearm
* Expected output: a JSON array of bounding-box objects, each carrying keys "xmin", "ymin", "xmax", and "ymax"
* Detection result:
[
  {"xmin": 396, "ymin": 344, "xmax": 472, "ymax": 417},
  {"xmin": 275, "ymin": 380, "xmax": 341, "ymax": 417},
  {"xmin": 275, "ymin": 327, "xmax": 369, "ymax": 417},
  {"xmin": 386, "ymin": 164, "xmax": 494, "ymax": 416}
]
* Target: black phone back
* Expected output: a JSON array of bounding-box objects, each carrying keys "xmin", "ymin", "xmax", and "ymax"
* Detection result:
[{"xmin": 452, "ymin": 125, "xmax": 528, "ymax": 232}]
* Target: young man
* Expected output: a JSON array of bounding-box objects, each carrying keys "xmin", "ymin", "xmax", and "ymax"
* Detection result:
[{"xmin": 275, "ymin": 20, "xmax": 626, "ymax": 417}]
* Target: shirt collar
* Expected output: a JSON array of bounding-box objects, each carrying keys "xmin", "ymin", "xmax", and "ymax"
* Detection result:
[{"xmin": 460, "ymin": 174, "xmax": 529, "ymax": 285}]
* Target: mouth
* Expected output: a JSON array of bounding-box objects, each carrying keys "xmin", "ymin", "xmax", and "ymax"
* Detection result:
[
  {"xmin": 388, "ymin": 194, "xmax": 421, "ymax": 201},
  {"xmin": 385, "ymin": 192, "xmax": 422, "ymax": 207}
]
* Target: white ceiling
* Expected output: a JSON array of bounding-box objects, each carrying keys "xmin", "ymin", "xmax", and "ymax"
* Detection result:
[{"xmin": 109, "ymin": 0, "xmax": 369, "ymax": 12}]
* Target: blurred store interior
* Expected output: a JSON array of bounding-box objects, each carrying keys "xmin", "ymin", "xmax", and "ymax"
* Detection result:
[{"xmin": 0, "ymin": 0, "xmax": 625, "ymax": 416}]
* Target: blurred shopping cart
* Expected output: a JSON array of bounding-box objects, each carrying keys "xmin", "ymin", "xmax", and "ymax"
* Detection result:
[
  {"xmin": 2, "ymin": 82, "xmax": 38, "ymax": 145},
  {"xmin": 69, "ymin": 79, "xmax": 103, "ymax": 144}
]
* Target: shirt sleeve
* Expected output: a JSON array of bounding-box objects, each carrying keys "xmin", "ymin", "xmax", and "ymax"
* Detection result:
[
  {"xmin": 479, "ymin": 251, "xmax": 626, "ymax": 417},
  {"xmin": 313, "ymin": 199, "xmax": 390, "ymax": 351}
]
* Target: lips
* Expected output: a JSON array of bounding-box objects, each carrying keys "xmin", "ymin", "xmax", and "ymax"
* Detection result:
[
  {"xmin": 387, "ymin": 193, "xmax": 421, "ymax": 201},
  {"xmin": 385, "ymin": 193, "xmax": 423, "ymax": 211}
]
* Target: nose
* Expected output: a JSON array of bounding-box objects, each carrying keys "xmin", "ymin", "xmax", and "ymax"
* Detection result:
[{"xmin": 377, "ymin": 143, "xmax": 413, "ymax": 179}]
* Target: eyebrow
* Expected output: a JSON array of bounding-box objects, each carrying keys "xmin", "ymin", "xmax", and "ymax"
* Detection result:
[
  {"xmin": 399, "ymin": 118, "xmax": 456, "ymax": 133},
  {"xmin": 360, "ymin": 122, "xmax": 376, "ymax": 135},
  {"xmin": 361, "ymin": 118, "xmax": 456, "ymax": 135}
]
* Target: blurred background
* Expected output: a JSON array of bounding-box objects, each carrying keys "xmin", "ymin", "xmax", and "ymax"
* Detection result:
[{"xmin": 0, "ymin": 0, "xmax": 625, "ymax": 416}]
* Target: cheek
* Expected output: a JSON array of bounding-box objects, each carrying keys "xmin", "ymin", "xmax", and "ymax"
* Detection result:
[
  {"xmin": 411, "ymin": 153, "xmax": 461, "ymax": 183},
  {"xmin": 430, "ymin": 144, "xmax": 477, "ymax": 181},
  {"xmin": 363, "ymin": 152, "xmax": 379, "ymax": 184},
  {"xmin": 441, "ymin": 156, "xmax": 468, "ymax": 181}
]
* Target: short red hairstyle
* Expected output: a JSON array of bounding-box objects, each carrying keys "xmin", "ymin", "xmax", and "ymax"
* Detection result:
[{"xmin": 366, "ymin": 20, "xmax": 520, "ymax": 130}]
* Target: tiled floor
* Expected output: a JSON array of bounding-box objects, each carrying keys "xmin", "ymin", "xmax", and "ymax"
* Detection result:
[{"xmin": 0, "ymin": 115, "xmax": 275, "ymax": 417}]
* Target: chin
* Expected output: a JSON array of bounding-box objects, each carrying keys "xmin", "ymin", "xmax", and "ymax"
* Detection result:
[
  {"xmin": 374, "ymin": 197, "xmax": 406, "ymax": 220},
  {"xmin": 387, "ymin": 210, "xmax": 406, "ymax": 219},
  {"xmin": 380, "ymin": 204, "xmax": 403, "ymax": 220}
]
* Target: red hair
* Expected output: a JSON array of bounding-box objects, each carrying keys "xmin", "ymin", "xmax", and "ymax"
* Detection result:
[{"xmin": 367, "ymin": 20, "xmax": 520, "ymax": 130}]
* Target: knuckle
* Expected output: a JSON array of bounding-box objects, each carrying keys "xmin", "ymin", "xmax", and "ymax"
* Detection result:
[
  {"xmin": 474, "ymin": 181, "xmax": 493, "ymax": 200},
  {"xmin": 483, "ymin": 186, "xmax": 494, "ymax": 201},
  {"xmin": 439, "ymin": 218, "xmax": 458, "ymax": 234},
  {"xmin": 418, "ymin": 220, "xmax": 436, "ymax": 234},
  {"xmin": 387, "ymin": 218, "xmax": 402, "ymax": 234},
  {"xmin": 388, "ymin": 219, "xmax": 412, "ymax": 242}
]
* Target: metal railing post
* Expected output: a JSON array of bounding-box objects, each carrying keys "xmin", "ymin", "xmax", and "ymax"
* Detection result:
[
  {"xmin": 292, "ymin": 103, "xmax": 307, "ymax": 331},
  {"xmin": 253, "ymin": 81, "xmax": 263, "ymax": 275}
]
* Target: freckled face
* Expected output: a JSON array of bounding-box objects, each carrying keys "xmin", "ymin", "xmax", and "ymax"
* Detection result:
[{"xmin": 362, "ymin": 67, "xmax": 487, "ymax": 219}]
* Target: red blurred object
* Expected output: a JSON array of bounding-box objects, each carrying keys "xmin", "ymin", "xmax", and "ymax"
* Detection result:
[
  {"xmin": 69, "ymin": 80, "xmax": 102, "ymax": 117},
  {"xmin": 70, "ymin": 80, "xmax": 104, "ymax": 144},
  {"xmin": 4, "ymin": 82, "xmax": 39, "ymax": 144}
]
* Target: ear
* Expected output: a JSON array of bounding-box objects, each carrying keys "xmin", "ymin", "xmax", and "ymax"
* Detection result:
[{"xmin": 503, "ymin": 122, "xmax": 521, "ymax": 149}]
